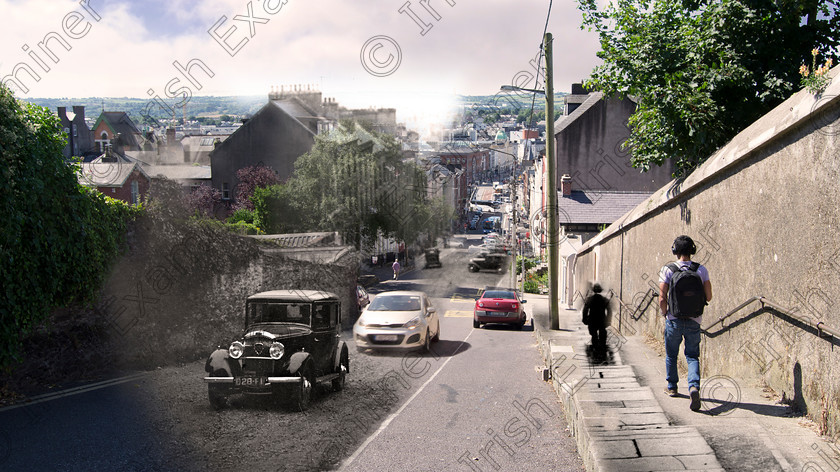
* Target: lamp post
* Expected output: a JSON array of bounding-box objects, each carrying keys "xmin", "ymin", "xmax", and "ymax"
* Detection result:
[{"xmin": 499, "ymin": 32, "xmax": 558, "ymax": 329}]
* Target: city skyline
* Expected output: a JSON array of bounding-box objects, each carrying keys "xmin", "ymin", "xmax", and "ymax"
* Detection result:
[{"xmin": 1, "ymin": 0, "xmax": 602, "ymax": 131}]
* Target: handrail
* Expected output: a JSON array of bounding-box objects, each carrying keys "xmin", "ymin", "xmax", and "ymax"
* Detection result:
[
  {"xmin": 705, "ymin": 296, "xmax": 840, "ymax": 340},
  {"xmin": 607, "ymin": 291, "xmax": 840, "ymax": 340}
]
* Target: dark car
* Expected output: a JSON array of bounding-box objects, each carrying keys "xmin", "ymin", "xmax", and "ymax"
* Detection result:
[
  {"xmin": 468, "ymin": 252, "xmax": 507, "ymax": 273},
  {"xmin": 473, "ymin": 289, "xmax": 527, "ymax": 329},
  {"xmin": 203, "ymin": 290, "xmax": 349, "ymax": 411},
  {"xmin": 424, "ymin": 248, "xmax": 442, "ymax": 268}
]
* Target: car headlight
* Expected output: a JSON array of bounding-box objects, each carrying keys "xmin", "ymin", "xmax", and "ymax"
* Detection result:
[
  {"xmin": 229, "ymin": 341, "xmax": 244, "ymax": 359},
  {"xmin": 357, "ymin": 318, "xmax": 368, "ymax": 327},
  {"xmin": 403, "ymin": 316, "xmax": 422, "ymax": 329},
  {"xmin": 477, "ymin": 301, "xmax": 485, "ymax": 308},
  {"xmin": 269, "ymin": 342, "xmax": 284, "ymax": 360}
]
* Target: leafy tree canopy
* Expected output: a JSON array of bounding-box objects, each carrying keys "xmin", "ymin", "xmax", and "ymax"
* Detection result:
[
  {"xmin": 253, "ymin": 123, "xmax": 454, "ymax": 248},
  {"xmin": 578, "ymin": 0, "xmax": 840, "ymax": 176}
]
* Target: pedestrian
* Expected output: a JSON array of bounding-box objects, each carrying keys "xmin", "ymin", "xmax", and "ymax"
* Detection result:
[
  {"xmin": 659, "ymin": 235, "xmax": 712, "ymax": 411},
  {"xmin": 392, "ymin": 259, "xmax": 401, "ymax": 280},
  {"xmin": 582, "ymin": 283, "xmax": 610, "ymax": 346}
]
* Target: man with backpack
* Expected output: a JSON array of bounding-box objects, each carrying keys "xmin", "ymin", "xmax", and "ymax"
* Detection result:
[{"xmin": 659, "ymin": 235, "xmax": 713, "ymax": 411}]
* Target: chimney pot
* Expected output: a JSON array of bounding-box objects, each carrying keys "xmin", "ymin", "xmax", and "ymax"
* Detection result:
[{"xmin": 561, "ymin": 174, "xmax": 572, "ymax": 196}]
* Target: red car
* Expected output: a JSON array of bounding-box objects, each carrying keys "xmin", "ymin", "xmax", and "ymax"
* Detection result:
[{"xmin": 473, "ymin": 289, "xmax": 527, "ymax": 329}]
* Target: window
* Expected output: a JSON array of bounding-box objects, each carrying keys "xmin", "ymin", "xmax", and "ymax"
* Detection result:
[
  {"xmin": 221, "ymin": 182, "xmax": 230, "ymax": 200},
  {"xmin": 131, "ymin": 180, "xmax": 139, "ymax": 205}
]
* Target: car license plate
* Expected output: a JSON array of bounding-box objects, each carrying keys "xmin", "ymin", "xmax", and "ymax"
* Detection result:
[
  {"xmin": 235, "ymin": 376, "xmax": 266, "ymax": 387},
  {"xmin": 375, "ymin": 334, "xmax": 398, "ymax": 341}
]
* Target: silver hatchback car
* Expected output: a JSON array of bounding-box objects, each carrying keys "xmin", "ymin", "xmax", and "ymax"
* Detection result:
[{"xmin": 353, "ymin": 291, "xmax": 440, "ymax": 352}]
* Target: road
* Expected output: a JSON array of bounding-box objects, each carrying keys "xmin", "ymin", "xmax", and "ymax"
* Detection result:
[{"xmin": 0, "ymin": 247, "xmax": 583, "ymax": 472}]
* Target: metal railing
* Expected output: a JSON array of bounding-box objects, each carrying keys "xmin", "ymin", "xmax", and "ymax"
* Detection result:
[{"xmin": 704, "ymin": 296, "xmax": 840, "ymax": 340}]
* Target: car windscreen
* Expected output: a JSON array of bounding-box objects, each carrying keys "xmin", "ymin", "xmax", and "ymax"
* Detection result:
[
  {"xmin": 248, "ymin": 302, "xmax": 311, "ymax": 325},
  {"xmin": 482, "ymin": 290, "xmax": 515, "ymax": 299},
  {"xmin": 367, "ymin": 295, "xmax": 422, "ymax": 311}
]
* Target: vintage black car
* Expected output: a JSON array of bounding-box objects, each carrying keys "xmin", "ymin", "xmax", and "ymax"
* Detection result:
[
  {"xmin": 203, "ymin": 290, "xmax": 349, "ymax": 411},
  {"xmin": 424, "ymin": 248, "xmax": 442, "ymax": 268},
  {"xmin": 468, "ymin": 252, "xmax": 507, "ymax": 273}
]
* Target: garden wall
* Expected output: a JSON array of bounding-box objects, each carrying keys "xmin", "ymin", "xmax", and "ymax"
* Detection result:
[{"xmin": 573, "ymin": 71, "xmax": 840, "ymax": 438}]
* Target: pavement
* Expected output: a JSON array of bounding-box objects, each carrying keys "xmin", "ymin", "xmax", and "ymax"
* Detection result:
[{"xmin": 524, "ymin": 294, "xmax": 840, "ymax": 472}]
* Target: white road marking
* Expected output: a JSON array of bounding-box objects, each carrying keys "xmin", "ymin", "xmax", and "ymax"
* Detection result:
[
  {"xmin": 339, "ymin": 329, "xmax": 475, "ymax": 470},
  {"xmin": 0, "ymin": 372, "xmax": 150, "ymax": 413}
]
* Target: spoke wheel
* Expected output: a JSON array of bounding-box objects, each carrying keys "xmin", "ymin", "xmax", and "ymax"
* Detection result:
[
  {"xmin": 292, "ymin": 364, "xmax": 314, "ymax": 411},
  {"xmin": 332, "ymin": 352, "xmax": 348, "ymax": 392}
]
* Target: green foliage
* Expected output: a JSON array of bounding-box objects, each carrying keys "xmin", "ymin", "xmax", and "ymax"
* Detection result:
[
  {"xmin": 0, "ymin": 84, "xmax": 141, "ymax": 367},
  {"xmin": 578, "ymin": 0, "xmax": 840, "ymax": 176},
  {"xmin": 227, "ymin": 208, "xmax": 256, "ymax": 225},
  {"xmin": 523, "ymin": 271, "xmax": 547, "ymax": 294},
  {"xmin": 516, "ymin": 256, "xmax": 538, "ymax": 275},
  {"xmin": 253, "ymin": 123, "xmax": 456, "ymax": 248}
]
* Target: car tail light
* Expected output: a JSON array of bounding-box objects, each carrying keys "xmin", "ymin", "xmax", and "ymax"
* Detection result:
[
  {"xmin": 478, "ymin": 301, "xmax": 484, "ymax": 308},
  {"xmin": 229, "ymin": 341, "xmax": 244, "ymax": 359},
  {"xmin": 269, "ymin": 342, "xmax": 284, "ymax": 360}
]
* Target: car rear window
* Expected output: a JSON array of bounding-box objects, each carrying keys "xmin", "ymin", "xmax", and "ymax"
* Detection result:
[
  {"xmin": 368, "ymin": 295, "xmax": 422, "ymax": 311},
  {"xmin": 483, "ymin": 290, "xmax": 515, "ymax": 299}
]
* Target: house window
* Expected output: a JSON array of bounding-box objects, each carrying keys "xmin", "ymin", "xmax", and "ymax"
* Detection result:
[
  {"xmin": 222, "ymin": 182, "xmax": 230, "ymax": 200},
  {"xmin": 131, "ymin": 180, "xmax": 140, "ymax": 205}
]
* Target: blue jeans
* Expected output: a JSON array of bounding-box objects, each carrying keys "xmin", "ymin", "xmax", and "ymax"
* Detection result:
[{"xmin": 664, "ymin": 319, "xmax": 701, "ymax": 390}]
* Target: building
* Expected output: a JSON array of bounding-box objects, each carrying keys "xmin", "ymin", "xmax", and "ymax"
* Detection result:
[
  {"xmin": 78, "ymin": 151, "xmax": 150, "ymax": 205},
  {"xmin": 57, "ymin": 106, "xmax": 95, "ymax": 160},
  {"xmin": 91, "ymin": 111, "xmax": 147, "ymax": 155},
  {"xmin": 554, "ymin": 84, "xmax": 674, "ymax": 194}
]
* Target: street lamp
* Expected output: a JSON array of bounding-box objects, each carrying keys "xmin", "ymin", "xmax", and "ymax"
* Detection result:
[{"xmin": 499, "ymin": 32, "xmax": 558, "ymax": 330}]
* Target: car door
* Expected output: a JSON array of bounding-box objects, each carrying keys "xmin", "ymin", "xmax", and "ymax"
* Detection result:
[{"xmin": 311, "ymin": 302, "xmax": 336, "ymax": 374}]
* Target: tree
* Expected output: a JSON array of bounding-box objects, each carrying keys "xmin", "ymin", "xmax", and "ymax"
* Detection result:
[
  {"xmin": 0, "ymin": 84, "xmax": 140, "ymax": 367},
  {"xmin": 233, "ymin": 164, "xmax": 280, "ymax": 211},
  {"xmin": 577, "ymin": 0, "xmax": 840, "ymax": 176},
  {"xmin": 185, "ymin": 184, "xmax": 222, "ymax": 217},
  {"xmin": 253, "ymin": 123, "xmax": 455, "ymax": 248}
]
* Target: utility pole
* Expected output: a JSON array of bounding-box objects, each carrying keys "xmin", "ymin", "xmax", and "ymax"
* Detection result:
[{"xmin": 544, "ymin": 32, "xmax": 559, "ymax": 330}]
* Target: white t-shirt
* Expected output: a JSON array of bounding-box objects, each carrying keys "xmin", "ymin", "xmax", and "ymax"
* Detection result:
[{"xmin": 659, "ymin": 260, "xmax": 710, "ymax": 323}]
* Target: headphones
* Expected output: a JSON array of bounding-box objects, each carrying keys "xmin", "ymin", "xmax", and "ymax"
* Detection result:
[{"xmin": 671, "ymin": 235, "xmax": 696, "ymax": 255}]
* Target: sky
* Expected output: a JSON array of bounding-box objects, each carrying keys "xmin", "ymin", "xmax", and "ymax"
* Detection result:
[{"xmin": 0, "ymin": 0, "xmax": 602, "ymax": 130}]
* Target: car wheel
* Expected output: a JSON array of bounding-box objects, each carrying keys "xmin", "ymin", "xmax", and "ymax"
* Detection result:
[
  {"xmin": 473, "ymin": 318, "xmax": 480, "ymax": 329},
  {"xmin": 291, "ymin": 363, "xmax": 314, "ymax": 412},
  {"xmin": 432, "ymin": 322, "xmax": 441, "ymax": 342},
  {"xmin": 332, "ymin": 350, "xmax": 349, "ymax": 392},
  {"xmin": 422, "ymin": 329, "xmax": 431, "ymax": 352}
]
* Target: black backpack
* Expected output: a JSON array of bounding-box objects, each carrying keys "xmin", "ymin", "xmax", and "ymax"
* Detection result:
[{"xmin": 666, "ymin": 262, "xmax": 706, "ymax": 318}]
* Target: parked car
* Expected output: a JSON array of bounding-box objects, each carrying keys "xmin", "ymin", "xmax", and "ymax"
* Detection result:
[
  {"xmin": 203, "ymin": 290, "xmax": 349, "ymax": 411},
  {"xmin": 468, "ymin": 253, "xmax": 507, "ymax": 273},
  {"xmin": 357, "ymin": 285, "xmax": 370, "ymax": 311},
  {"xmin": 468, "ymin": 242, "xmax": 501, "ymax": 255},
  {"xmin": 353, "ymin": 291, "xmax": 440, "ymax": 352},
  {"xmin": 473, "ymin": 289, "xmax": 527, "ymax": 329}
]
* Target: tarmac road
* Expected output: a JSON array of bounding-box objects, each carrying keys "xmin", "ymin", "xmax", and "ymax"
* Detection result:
[{"xmin": 0, "ymin": 247, "xmax": 583, "ymax": 472}]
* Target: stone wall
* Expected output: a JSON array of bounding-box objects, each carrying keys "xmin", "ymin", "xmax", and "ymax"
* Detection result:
[
  {"xmin": 573, "ymin": 74, "xmax": 840, "ymax": 438},
  {"xmin": 101, "ymin": 215, "xmax": 358, "ymax": 369}
]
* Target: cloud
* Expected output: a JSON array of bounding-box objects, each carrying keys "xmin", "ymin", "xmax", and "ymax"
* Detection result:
[{"xmin": 0, "ymin": 0, "xmax": 601, "ymax": 124}]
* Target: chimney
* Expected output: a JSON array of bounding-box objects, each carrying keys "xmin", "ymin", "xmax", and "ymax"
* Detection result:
[
  {"xmin": 72, "ymin": 106, "xmax": 85, "ymax": 123},
  {"xmin": 561, "ymin": 174, "xmax": 572, "ymax": 196},
  {"xmin": 166, "ymin": 127, "xmax": 176, "ymax": 143},
  {"xmin": 57, "ymin": 107, "xmax": 67, "ymax": 122}
]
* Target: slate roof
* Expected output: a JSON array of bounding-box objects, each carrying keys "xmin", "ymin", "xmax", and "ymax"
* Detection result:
[
  {"xmin": 97, "ymin": 112, "xmax": 143, "ymax": 149},
  {"xmin": 557, "ymin": 190, "xmax": 653, "ymax": 225},
  {"xmin": 143, "ymin": 164, "xmax": 211, "ymax": 180},
  {"xmin": 78, "ymin": 160, "xmax": 149, "ymax": 187}
]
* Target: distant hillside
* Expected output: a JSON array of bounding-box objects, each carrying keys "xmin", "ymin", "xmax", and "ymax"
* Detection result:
[
  {"xmin": 21, "ymin": 93, "xmax": 568, "ymax": 127},
  {"xmin": 458, "ymin": 92, "xmax": 567, "ymax": 111},
  {"xmin": 20, "ymin": 95, "xmax": 268, "ymax": 125}
]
